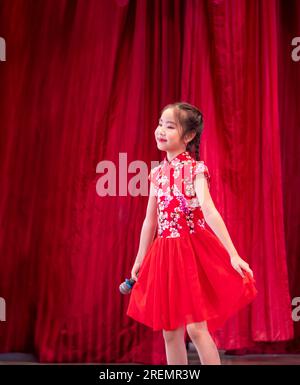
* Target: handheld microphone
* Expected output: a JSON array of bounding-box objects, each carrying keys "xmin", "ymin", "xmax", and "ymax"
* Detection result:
[{"xmin": 119, "ymin": 278, "xmax": 136, "ymax": 294}]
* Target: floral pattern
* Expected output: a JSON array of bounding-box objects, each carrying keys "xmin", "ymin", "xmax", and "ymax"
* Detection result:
[{"xmin": 148, "ymin": 151, "xmax": 211, "ymax": 238}]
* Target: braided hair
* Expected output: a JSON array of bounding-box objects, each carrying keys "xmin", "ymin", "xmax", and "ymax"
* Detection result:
[{"xmin": 161, "ymin": 102, "xmax": 204, "ymax": 161}]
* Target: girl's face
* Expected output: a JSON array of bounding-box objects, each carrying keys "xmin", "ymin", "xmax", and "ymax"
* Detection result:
[{"xmin": 155, "ymin": 108, "xmax": 185, "ymax": 152}]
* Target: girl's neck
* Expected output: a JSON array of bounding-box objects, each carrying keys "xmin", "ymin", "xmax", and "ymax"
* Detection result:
[{"xmin": 166, "ymin": 148, "xmax": 187, "ymax": 163}]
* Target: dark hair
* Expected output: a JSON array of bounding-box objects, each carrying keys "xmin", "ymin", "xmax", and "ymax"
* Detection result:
[{"xmin": 160, "ymin": 102, "xmax": 204, "ymax": 161}]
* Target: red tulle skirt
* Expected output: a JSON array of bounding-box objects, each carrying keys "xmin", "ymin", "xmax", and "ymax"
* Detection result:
[{"xmin": 126, "ymin": 228, "xmax": 258, "ymax": 332}]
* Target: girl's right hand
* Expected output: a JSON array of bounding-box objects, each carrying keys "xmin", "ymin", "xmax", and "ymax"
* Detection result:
[{"xmin": 131, "ymin": 260, "xmax": 141, "ymax": 282}]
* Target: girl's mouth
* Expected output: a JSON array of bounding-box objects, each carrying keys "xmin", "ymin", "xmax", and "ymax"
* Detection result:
[{"xmin": 157, "ymin": 138, "xmax": 167, "ymax": 143}]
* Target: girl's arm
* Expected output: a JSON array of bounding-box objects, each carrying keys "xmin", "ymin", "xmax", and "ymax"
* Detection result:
[
  {"xmin": 194, "ymin": 173, "xmax": 253, "ymax": 278},
  {"xmin": 134, "ymin": 182, "xmax": 157, "ymax": 264}
]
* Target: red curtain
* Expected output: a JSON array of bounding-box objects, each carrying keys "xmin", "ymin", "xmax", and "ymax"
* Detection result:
[{"xmin": 0, "ymin": 0, "xmax": 299, "ymax": 363}]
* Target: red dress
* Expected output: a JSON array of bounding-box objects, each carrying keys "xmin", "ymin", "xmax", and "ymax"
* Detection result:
[{"xmin": 126, "ymin": 151, "xmax": 257, "ymax": 332}]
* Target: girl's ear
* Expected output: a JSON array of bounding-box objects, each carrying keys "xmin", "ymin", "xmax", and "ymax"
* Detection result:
[{"xmin": 184, "ymin": 131, "xmax": 196, "ymax": 144}]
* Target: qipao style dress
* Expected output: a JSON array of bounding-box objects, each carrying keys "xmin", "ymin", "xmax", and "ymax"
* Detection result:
[{"xmin": 126, "ymin": 151, "xmax": 257, "ymax": 332}]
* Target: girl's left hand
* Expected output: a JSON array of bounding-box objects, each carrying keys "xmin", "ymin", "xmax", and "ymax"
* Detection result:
[{"xmin": 230, "ymin": 254, "xmax": 254, "ymax": 278}]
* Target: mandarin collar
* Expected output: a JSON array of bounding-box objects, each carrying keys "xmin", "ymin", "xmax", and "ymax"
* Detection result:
[{"xmin": 163, "ymin": 150, "xmax": 191, "ymax": 166}]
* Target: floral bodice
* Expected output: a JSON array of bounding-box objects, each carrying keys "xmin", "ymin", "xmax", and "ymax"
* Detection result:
[{"xmin": 148, "ymin": 151, "xmax": 211, "ymax": 238}]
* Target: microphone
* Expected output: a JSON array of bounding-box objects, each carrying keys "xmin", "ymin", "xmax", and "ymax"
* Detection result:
[{"xmin": 119, "ymin": 278, "xmax": 136, "ymax": 294}]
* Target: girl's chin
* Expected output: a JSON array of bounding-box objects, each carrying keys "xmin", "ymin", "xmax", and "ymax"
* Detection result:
[{"xmin": 157, "ymin": 142, "xmax": 168, "ymax": 149}]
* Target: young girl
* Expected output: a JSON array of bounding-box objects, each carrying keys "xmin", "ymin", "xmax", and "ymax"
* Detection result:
[{"xmin": 126, "ymin": 102, "xmax": 258, "ymax": 365}]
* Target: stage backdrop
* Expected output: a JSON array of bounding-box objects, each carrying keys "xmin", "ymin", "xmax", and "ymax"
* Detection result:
[{"xmin": 0, "ymin": 0, "xmax": 299, "ymax": 363}]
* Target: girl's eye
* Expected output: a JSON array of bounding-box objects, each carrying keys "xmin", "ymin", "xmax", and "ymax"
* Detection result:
[{"xmin": 158, "ymin": 123, "xmax": 175, "ymax": 129}]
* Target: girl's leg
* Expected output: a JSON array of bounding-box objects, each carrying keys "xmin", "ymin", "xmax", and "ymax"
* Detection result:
[
  {"xmin": 186, "ymin": 321, "xmax": 221, "ymax": 365},
  {"xmin": 162, "ymin": 326, "xmax": 188, "ymax": 365}
]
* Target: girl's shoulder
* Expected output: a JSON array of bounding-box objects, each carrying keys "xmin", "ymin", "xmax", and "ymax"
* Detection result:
[
  {"xmin": 192, "ymin": 159, "xmax": 211, "ymax": 188},
  {"xmin": 183, "ymin": 153, "xmax": 208, "ymax": 172},
  {"xmin": 193, "ymin": 159, "xmax": 209, "ymax": 173}
]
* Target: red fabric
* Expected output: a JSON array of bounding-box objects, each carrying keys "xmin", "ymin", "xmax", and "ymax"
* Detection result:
[
  {"xmin": 0, "ymin": 0, "xmax": 299, "ymax": 363},
  {"xmin": 127, "ymin": 233, "xmax": 257, "ymax": 330}
]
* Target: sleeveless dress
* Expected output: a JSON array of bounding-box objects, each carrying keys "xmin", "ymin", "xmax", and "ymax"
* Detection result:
[{"xmin": 126, "ymin": 150, "xmax": 257, "ymax": 332}]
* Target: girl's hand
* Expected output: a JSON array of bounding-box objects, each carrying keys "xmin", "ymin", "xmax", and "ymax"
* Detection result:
[
  {"xmin": 230, "ymin": 254, "xmax": 254, "ymax": 278},
  {"xmin": 131, "ymin": 260, "xmax": 141, "ymax": 282}
]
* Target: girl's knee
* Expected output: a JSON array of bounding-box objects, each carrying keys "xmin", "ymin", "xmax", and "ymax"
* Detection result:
[
  {"xmin": 162, "ymin": 326, "xmax": 185, "ymax": 343},
  {"xmin": 186, "ymin": 321, "xmax": 208, "ymax": 340}
]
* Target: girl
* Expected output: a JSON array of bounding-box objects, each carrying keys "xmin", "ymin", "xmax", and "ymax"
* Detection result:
[{"xmin": 126, "ymin": 102, "xmax": 257, "ymax": 365}]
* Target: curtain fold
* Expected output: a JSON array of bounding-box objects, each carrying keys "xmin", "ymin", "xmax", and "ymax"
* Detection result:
[{"xmin": 0, "ymin": 0, "xmax": 299, "ymax": 363}]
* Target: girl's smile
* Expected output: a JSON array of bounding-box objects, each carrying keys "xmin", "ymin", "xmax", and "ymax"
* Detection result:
[{"xmin": 157, "ymin": 137, "xmax": 168, "ymax": 143}]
